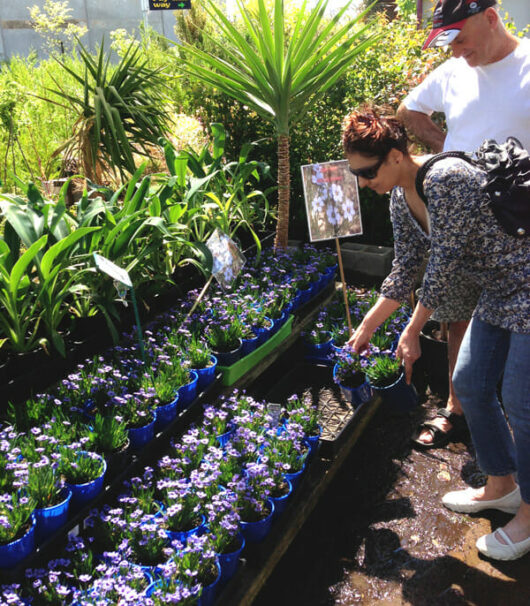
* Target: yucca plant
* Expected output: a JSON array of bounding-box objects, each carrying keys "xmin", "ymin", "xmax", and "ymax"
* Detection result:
[
  {"xmin": 45, "ymin": 39, "xmax": 170, "ymax": 182},
  {"xmin": 176, "ymin": 0, "xmax": 381, "ymax": 249}
]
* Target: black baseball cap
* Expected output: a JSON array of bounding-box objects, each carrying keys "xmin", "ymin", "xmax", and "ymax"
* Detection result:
[{"xmin": 423, "ymin": 0, "xmax": 496, "ymax": 50}]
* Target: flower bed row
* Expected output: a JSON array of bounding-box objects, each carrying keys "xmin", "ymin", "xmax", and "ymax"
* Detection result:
[
  {"xmin": 0, "ymin": 246, "xmax": 336, "ymax": 576},
  {"xmin": 1, "ymin": 389, "xmax": 321, "ymax": 605}
]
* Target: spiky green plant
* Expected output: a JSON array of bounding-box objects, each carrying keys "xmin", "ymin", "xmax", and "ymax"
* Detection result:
[{"xmin": 176, "ymin": 0, "xmax": 381, "ymax": 249}]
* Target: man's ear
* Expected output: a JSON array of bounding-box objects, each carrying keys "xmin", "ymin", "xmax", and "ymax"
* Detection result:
[{"xmin": 484, "ymin": 7, "xmax": 499, "ymax": 29}]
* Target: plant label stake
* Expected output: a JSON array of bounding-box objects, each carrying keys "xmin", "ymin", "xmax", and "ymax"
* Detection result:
[
  {"xmin": 300, "ymin": 160, "xmax": 363, "ymax": 337},
  {"xmin": 92, "ymin": 253, "xmax": 147, "ymax": 364},
  {"xmin": 335, "ymin": 237, "xmax": 353, "ymax": 337},
  {"xmin": 183, "ymin": 230, "xmax": 246, "ymax": 325},
  {"xmin": 267, "ymin": 403, "xmax": 282, "ymax": 427}
]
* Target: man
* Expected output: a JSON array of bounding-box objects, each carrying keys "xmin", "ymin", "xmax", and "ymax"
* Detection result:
[{"xmin": 396, "ymin": 0, "xmax": 530, "ymax": 448}]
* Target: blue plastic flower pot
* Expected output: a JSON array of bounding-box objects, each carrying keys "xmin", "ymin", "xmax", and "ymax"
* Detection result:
[
  {"xmin": 270, "ymin": 479, "xmax": 293, "ymax": 519},
  {"xmin": 303, "ymin": 427, "xmax": 322, "ymax": 458},
  {"xmin": 324, "ymin": 263, "xmax": 338, "ymax": 277},
  {"xmin": 214, "ymin": 340, "xmax": 243, "ymax": 367},
  {"xmin": 270, "ymin": 312, "xmax": 287, "ymax": 335},
  {"xmin": 333, "ymin": 364, "xmax": 373, "ymax": 409},
  {"xmin": 128, "ymin": 411, "xmax": 157, "ymax": 451},
  {"xmin": 177, "ymin": 370, "xmax": 199, "ymax": 409},
  {"xmin": 316, "ymin": 273, "xmax": 327, "ymax": 293},
  {"xmin": 65, "ymin": 453, "xmax": 107, "ymax": 512},
  {"xmin": 217, "ymin": 533, "xmax": 245, "ymax": 585},
  {"xmin": 370, "ymin": 372, "xmax": 419, "ymax": 414},
  {"xmin": 240, "ymin": 500, "xmax": 275, "ymax": 543},
  {"xmin": 284, "ymin": 460, "xmax": 306, "ymax": 492},
  {"xmin": 166, "ymin": 514, "xmax": 206, "ymax": 545},
  {"xmin": 0, "ymin": 514, "xmax": 36, "ymax": 570},
  {"xmin": 241, "ymin": 334, "xmax": 259, "ymax": 356},
  {"xmin": 145, "ymin": 580, "xmax": 160, "ymax": 597},
  {"xmin": 304, "ymin": 333, "xmax": 332, "ymax": 357},
  {"xmin": 155, "ymin": 395, "xmax": 179, "ymax": 431},
  {"xmin": 289, "ymin": 291, "xmax": 303, "ymax": 311},
  {"xmin": 252, "ymin": 317, "xmax": 274, "ymax": 346},
  {"xmin": 330, "ymin": 343, "xmax": 344, "ymax": 357},
  {"xmin": 140, "ymin": 563, "xmax": 165, "ymax": 581},
  {"xmin": 309, "ymin": 277, "xmax": 321, "ymax": 296},
  {"xmin": 198, "ymin": 558, "xmax": 221, "ymax": 606},
  {"xmin": 192, "ymin": 355, "xmax": 218, "ymax": 392},
  {"xmin": 298, "ymin": 287, "xmax": 312, "ymax": 305},
  {"xmin": 34, "ymin": 488, "xmax": 72, "ymax": 543},
  {"xmin": 216, "ymin": 427, "xmax": 234, "ymax": 448},
  {"xmin": 339, "ymin": 380, "xmax": 373, "ymax": 409}
]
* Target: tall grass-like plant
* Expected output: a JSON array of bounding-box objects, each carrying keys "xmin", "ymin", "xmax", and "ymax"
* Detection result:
[
  {"xmin": 161, "ymin": 122, "xmax": 274, "ymax": 256},
  {"xmin": 45, "ymin": 39, "xmax": 170, "ymax": 182},
  {"xmin": 176, "ymin": 0, "xmax": 380, "ymax": 249}
]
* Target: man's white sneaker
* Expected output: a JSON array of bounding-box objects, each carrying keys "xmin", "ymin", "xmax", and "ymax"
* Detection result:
[{"xmin": 442, "ymin": 485, "xmax": 521, "ymax": 514}]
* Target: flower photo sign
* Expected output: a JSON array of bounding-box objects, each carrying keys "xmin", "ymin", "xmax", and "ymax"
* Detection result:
[
  {"xmin": 206, "ymin": 229, "xmax": 246, "ymax": 290},
  {"xmin": 301, "ymin": 160, "xmax": 362, "ymax": 242}
]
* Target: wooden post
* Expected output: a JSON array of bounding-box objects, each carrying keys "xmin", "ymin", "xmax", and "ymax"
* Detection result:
[
  {"xmin": 184, "ymin": 275, "xmax": 214, "ymax": 323},
  {"xmin": 335, "ymin": 237, "xmax": 353, "ymax": 337}
]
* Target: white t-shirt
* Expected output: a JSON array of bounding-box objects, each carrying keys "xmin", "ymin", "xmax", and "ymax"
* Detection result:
[{"xmin": 403, "ymin": 38, "xmax": 530, "ymax": 152}]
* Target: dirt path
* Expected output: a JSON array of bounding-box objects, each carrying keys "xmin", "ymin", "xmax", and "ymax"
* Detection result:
[{"xmin": 254, "ymin": 392, "xmax": 530, "ymax": 606}]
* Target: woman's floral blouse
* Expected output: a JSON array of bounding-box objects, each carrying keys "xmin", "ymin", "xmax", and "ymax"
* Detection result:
[
  {"xmin": 380, "ymin": 169, "xmax": 480, "ymax": 323},
  {"xmin": 419, "ymin": 158, "xmax": 530, "ymax": 333}
]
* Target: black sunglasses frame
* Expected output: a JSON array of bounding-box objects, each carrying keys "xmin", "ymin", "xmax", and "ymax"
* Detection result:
[{"xmin": 348, "ymin": 155, "xmax": 387, "ymax": 180}]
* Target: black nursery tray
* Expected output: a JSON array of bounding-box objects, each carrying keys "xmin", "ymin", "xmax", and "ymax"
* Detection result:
[{"xmin": 260, "ymin": 362, "xmax": 375, "ymax": 460}]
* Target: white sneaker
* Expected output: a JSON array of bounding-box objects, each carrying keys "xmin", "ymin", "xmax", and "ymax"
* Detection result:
[
  {"xmin": 476, "ymin": 528, "xmax": 530, "ymax": 561},
  {"xmin": 442, "ymin": 485, "xmax": 521, "ymax": 514}
]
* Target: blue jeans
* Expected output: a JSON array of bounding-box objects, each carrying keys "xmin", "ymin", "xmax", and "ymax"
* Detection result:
[{"xmin": 453, "ymin": 317, "xmax": 530, "ymax": 504}]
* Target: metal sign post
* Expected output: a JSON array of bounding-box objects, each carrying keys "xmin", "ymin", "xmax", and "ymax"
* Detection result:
[{"xmin": 93, "ymin": 253, "xmax": 148, "ymax": 365}]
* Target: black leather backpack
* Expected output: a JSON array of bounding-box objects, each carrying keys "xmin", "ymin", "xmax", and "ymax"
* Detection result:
[{"xmin": 415, "ymin": 137, "xmax": 530, "ymax": 238}]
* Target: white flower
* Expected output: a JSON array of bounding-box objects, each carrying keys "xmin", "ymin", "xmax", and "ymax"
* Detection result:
[
  {"xmin": 331, "ymin": 183, "xmax": 344, "ymax": 202},
  {"xmin": 326, "ymin": 204, "xmax": 342, "ymax": 226},
  {"xmin": 342, "ymin": 197, "xmax": 356, "ymax": 222},
  {"xmin": 311, "ymin": 194, "xmax": 325, "ymax": 214}
]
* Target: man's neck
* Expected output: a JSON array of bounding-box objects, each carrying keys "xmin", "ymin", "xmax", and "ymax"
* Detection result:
[{"xmin": 486, "ymin": 33, "xmax": 519, "ymax": 65}]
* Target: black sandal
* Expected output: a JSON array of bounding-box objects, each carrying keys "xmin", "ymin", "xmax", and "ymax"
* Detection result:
[{"xmin": 411, "ymin": 408, "xmax": 469, "ymax": 450}]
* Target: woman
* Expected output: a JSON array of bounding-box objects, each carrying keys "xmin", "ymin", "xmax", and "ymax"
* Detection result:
[
  {"xmin": 345, "ymin": 108, "xmax": 479, "ymax": 449},
  {"xmin": 343, "ymin": 107, "xmax": 530, "ymax": 561}
]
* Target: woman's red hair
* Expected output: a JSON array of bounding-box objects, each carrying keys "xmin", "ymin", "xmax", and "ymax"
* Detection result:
[{"xmin": 342, "ymin": 106, "xmax": 409, "ymax": 158}]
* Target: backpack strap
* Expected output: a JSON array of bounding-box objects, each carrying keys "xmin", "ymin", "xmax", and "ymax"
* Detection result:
[{"xmin": 415, "ymin": 151, "xmax": 472, "ymax": 203}]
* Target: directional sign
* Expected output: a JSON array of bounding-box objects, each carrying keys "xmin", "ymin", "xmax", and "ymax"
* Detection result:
[
  {"xmin": 93, "ymin": 253, "xmax": 132, "ymax": 289},
  {"xmin": 148, "ymin": 0, "xmax": 191, "ymax": 9}
]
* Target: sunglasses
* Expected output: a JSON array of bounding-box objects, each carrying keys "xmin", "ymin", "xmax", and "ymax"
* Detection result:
[{"xmin": 348, "ymin": 155, "xmax": 386, "ymax": 180}]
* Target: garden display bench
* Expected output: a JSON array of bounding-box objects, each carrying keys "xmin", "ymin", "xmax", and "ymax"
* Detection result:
[
  {"xmin": 218, "ymin": 279, "xmax": 338, "ymax": 393},
  {"xmin": 0, "ymin": 280, "xmax": 339, "ymax": 583},
  {"xmin": 217, "ymin": 387, "xmax": 383, "ymax": 606}
]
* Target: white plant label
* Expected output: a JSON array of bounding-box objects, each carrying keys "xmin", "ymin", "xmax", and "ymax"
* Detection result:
[
  {"xmin": 93, "ymin": 253, "xmax": 133, "ymax": 289},
  {"xmin": 206, "ymin": 229, "xmax": 246, "ymax": 291}
]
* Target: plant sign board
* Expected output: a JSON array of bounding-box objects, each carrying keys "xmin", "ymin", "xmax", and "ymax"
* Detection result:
[
  {"xmin": 206, "ymin": 229, "xmax": 246, "ymax": 291},
  {"xmin": 93, "ymin": 253, "xmax": 132, "ymax": 289},
  {"xmin": 148, "ymin": 0, "xmax": 191, "ymax": 9},
  {"xmin": 300, "ymin": 159, "xmax": 362, "ymax": 242}
]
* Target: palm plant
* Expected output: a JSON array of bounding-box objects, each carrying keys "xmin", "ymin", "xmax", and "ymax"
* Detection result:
[
  {"xmin": 45, "ymin": 39, "xmax": 170, "ymax": 182},
  {"xmin": 176, "ymin": 0, "xmax": 380, "ymax": 249}
]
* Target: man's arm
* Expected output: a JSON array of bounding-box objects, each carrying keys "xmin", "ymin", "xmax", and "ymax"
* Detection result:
[{"xmin": 396, "ymin": 104, "xmax": 446, "ymax": 153}]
